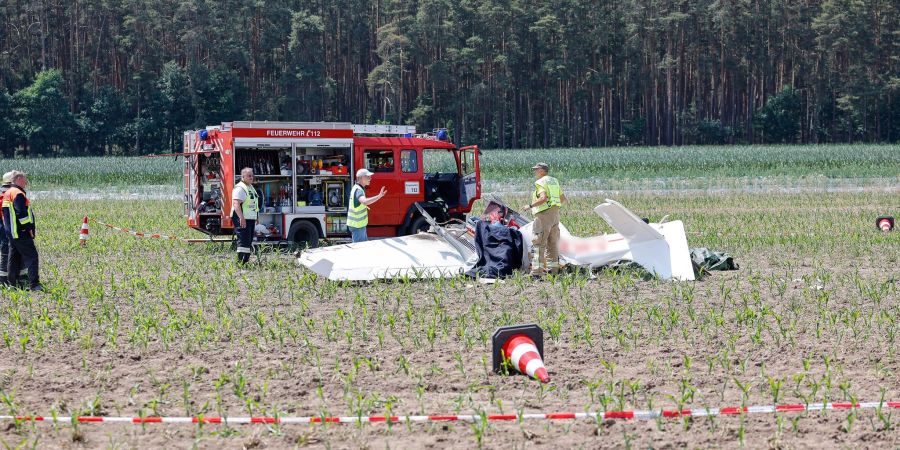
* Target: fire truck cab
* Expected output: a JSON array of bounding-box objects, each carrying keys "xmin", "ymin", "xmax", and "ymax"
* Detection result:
[{"xmin": 183, "ymin": 121, "xmax": 480, "ymax": 248}]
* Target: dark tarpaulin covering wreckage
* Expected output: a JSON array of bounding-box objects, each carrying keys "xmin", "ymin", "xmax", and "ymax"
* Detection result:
[
  {"xmin": 296, "ymin": 196, "xmax": 697, "ymax": 281},
  {"xmin": 464, "ymin": 218, "xmax": 525, "ymax": 279}
]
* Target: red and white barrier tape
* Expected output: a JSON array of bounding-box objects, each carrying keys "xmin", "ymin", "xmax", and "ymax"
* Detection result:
[
  {"xmin": 2, "ymin": 401, "xmax": 897, "ymax": 425},
  {"xmin": 92, "ymin": 219, "xmax": 185, "ymax": 241}
]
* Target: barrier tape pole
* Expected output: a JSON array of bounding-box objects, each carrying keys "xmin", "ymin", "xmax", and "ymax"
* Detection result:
[{"xmin": 2, "ymin": 401, "xmax": 897, "ymax": 425}]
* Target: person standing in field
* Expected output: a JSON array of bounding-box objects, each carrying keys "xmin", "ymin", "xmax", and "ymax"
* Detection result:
[
  {"xmin": 522, "ymin": 163, "xmax": 567, "ymax": 276},
  {"xmin": 0, "ymin": 172, "xmax": 16, "ymax": 287},
  {"xmin": 1, "ymin": 171, "xmax": 42, "ymax": 291},
  {"xmin": 231, "ymin": 167, "xmax": 259, "ymax": 265},
  {"xmin": 347, "ymin": 168, "xmax": 386, "ymax": 243}
]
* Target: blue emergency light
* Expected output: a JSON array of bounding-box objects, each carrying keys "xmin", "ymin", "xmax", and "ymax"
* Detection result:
[{"xmin": 198, "ymin": 129, "xmax": 210, "ymax": 140}]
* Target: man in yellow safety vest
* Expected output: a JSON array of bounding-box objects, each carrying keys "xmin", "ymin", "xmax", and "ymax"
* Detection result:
[
  {"xmin": 347, "ymin": 168, "xmax": 386, "ymax": 242},
  {"xmin": 1, "ymin": 171, "xmax": 42, "ymax": 290},
  {"xmin": 0, "ymin": 171, "xmax": 22, "ymax": 287},
  {"xmin": 231, "ymin": 167, "xmax": 259, "ymax": 264},
  {"xmin": 522, "ymin": 163, "xmax": 568, "ymax": 276}
]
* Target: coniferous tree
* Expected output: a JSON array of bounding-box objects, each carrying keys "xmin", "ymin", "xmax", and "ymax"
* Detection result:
[{"xmin": 0, "ymin": 0, "xmax": 896, "ymax": 154}]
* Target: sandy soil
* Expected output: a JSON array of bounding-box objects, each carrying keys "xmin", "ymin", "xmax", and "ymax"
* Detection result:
[{"xmin": 1, "ymin": 194, "xmax": 899, "ymax": 448}]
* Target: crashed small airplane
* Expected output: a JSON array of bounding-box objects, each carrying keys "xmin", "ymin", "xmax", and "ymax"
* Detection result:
[{"xmin": 297, "ymin": 199, "xmax": 695, "ymax": 281}]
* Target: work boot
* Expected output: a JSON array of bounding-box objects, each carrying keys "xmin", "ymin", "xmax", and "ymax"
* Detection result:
[
  {"xmin": 30, "ymin": 284, "xmax": 44, "ymax": 292},
  {"xmin": 530, "ymin": 258, "xmax": 545, "ymax": 277},
  {"xmin": 547, "ymin": 262, "xmax": 561, "ymax": 275}
]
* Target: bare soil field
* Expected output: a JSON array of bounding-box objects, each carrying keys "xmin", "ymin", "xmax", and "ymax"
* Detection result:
[{"xmin": 1, "ymin": 192, "xmax": 898, "ymax": 449}]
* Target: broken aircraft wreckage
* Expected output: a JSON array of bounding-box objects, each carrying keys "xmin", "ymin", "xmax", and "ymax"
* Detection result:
[{"xmin": 296, "ymin": 198, "xmax": 695, "ymax": 282}]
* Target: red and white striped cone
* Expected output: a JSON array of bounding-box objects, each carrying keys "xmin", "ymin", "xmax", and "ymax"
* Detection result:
[
  {"xmin": 492, "ymin": 324, "xmax": 549, "ymax": 383},
  {"xmin": 79, "ymin": 216, "xmax": 89, "ymax": 246},
  {"xmin": 876, "ymin": 216, "xmax": 894, "ymax": 232}
]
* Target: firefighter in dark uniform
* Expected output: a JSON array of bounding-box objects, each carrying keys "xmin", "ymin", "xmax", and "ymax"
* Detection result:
[
  {"xmin": 1, "ymin": 171, "xmax": 42, "ymax": 291},
  {"xmin": 231, "ymin": 167, "xmax": 259, "ymax": 265},
  {"xmin": 0, "ymin": 171, "xmax": 16, "ymax": 287}
]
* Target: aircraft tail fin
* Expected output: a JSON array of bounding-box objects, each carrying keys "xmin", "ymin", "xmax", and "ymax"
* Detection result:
[{"xmin": 594, "ymin": 199, "xmax": 694, "ymax": 281}]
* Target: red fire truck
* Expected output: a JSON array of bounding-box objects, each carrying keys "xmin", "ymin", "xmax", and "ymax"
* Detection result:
[{"xmin": 183, "ymin": 121, "xmax": 480, "ymax": 248}]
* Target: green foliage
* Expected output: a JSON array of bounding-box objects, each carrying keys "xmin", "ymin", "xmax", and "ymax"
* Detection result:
[
  {"xmin": 73, "ymin": 87, "xmax": 128, "ymax": 156},
  {"xmin": 190, "ymin": 66, "xmax": 244, "ymax": 126},
  {"xmin": 681, "ymin": 108, "xmax": 734, "ymax": 145},
  {"xmin": 0, "ymin": 0, "xmax": 898, "ymax": 155},
  {"xmin": 620, "ymin": 118, "xmax": 646, "ymax": 146},
  {"xmin": 158, "ymin": 62, "xmax": 196, "ymax": 152},
  {"xmin": 12, "ymin": 70, "xmax": 76, "ymax": 156},
  {"xmin": 754, "ymin": 87, "xmax": 802, "ymax": 144},
  {"xmin": 0, "ymin": 89, "xmax": 15, "ymax": 157},
  {"xmin": 286, "ymin": 11, "xmax": 328, "ymax": 119}
]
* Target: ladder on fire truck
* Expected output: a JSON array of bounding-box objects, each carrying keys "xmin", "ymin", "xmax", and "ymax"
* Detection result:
[
  {"xmin": 350, "ymin": 124, "xmax": 415, "ymax": 135},
  {"xmin": 350, "ymin": 123, "xmax": 451, "ymax": 141}
]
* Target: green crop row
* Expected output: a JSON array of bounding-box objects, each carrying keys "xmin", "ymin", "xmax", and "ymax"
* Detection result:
[
  {"xmin": 0, "ymin": 144, "xmax": 896, "ymax": 192},
  {"xmin": 476, "ymin": 144, "xmax": 900, "ymax": 181},
  {"xmin": 0, "ymin": 156, "xmax": 181, "ymax": 188}
]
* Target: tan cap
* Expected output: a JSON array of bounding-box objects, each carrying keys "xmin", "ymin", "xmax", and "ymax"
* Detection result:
[
  {"xmin": 356, "ymin": 168, "xmax": 374, "ymax": 178},
  {"xmin": 531, "ymin": 163, "xmax": 549, "ymax": 171}
]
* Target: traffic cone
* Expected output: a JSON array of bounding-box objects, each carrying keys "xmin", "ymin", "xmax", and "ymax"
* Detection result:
[
  {"xmin": 876, "ymin": 216, "xmax": 894, "ymax": 232},
  {"xmin": 79, "ymin": 216, "xmax": 89, "ymax": 246},
  {"xmin": 492, "ymin": 324, "xmax": 549, "ymax": 383}
]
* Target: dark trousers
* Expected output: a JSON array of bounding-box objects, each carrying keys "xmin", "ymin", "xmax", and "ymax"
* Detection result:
[
  {"xmin": 0, "ymin": 232, "xmax": 7, "ymax": 278},
  {"xmin": 0, "ymin": 233, "xmax": 9, "ymax": 285},
  {"xmin": 8, "ymin": 237, "xmax": 39, "ymax": 288},
  {"xmin": 0, "ymin": 233, "xmax": 26, "ymax": 286},
  {"xmin": 234, "ymin": 216, "xmax": 255, "ymax": 264}
]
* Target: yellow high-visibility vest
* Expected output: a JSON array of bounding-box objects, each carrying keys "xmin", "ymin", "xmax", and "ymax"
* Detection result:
[
  {"xmin": 347, "ymin": 184, "xmax": 368, "ymax": 228},
  {"xmin": 531, "ymin": 176, "xmax": 562, "ymax": 214},
  {"xmin": 232, "ymin": 181, "xmax": 259, "ymax": 220},
  {"xmin": 1, "ymin": 187, "xmax": 35, "ymax": 239}
]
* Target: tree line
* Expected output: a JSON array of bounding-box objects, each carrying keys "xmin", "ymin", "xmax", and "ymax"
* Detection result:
[{"xmin": 0, "ymin": 0, "xmax": 897, "ymax": 156}]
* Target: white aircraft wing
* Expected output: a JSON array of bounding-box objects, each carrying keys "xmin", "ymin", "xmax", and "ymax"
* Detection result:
[{"xmin": 297, "ymin": 233, "xmax": 475, "ymax": 281}]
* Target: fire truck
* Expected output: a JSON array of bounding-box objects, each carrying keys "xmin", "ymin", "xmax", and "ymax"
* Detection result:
[{"xmin": 182, "ymin": 121, "xmax": 480, "ymax": 248}]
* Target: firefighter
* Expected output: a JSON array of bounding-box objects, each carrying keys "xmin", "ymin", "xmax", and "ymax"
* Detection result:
[
  {"xmin": 231, "ymin": 167, "xmax": 259, "ymax": 265},
  {"xmin": 347, "ymin": 168, "xmax": 386, "ymax": 242},
  {"xmin": 1, "ymin": 171, "xmax": 42, "ymax": 291},
  {"xmin": 522, "ymin": 163, "xmax": 568, "ymax": 276},
  {"xmin": 0, "ymin": 171, "xmax": 26, "ymax": 287},
  {"xmin": 0, "ymin": 171, "xmax": 16, "ymax": 287}
]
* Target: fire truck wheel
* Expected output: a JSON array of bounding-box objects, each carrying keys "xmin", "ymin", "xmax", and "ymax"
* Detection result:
[
  {"xmin": 407, "ymin": 215, "xmax": 431, "ymax": 235},
  {"xmin": 288, "ymin": 220, "xmax": 320, "ymax": 249}
]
